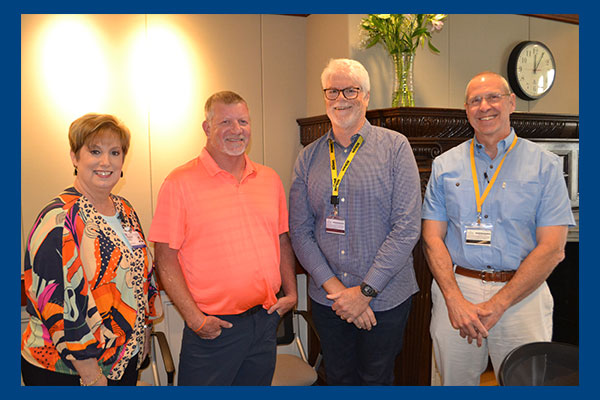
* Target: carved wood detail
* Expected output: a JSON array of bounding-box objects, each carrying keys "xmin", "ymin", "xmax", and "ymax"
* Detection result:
[{"xmin": 298, "ymin": 107, "xmax": 578, "ymax": 146}]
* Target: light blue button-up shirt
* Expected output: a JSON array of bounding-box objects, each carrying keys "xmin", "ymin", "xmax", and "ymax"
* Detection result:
[
  {"xmin": 422, "ymin": 129, "xmax": 575, "ymax": 271},
  {"xmin": 289, "ymin": 121, "xmax": 421, "ymax": 311}
]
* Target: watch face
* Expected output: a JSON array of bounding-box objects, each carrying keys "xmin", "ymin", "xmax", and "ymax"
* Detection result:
[
  {"xmin": 509, "ymin": 41, "xmax": 556, "ymax": 100},
  {"xmin": 360, "ymin": 283, "xmax": 377, "ymax": 297}
]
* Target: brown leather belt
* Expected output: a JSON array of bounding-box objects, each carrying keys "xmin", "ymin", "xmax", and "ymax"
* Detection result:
[{"xmin": 455, "ymin": 265, "xmax": 515, "ymax": 282}]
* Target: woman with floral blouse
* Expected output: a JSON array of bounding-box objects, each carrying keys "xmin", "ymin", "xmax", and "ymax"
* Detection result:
[{"xmin": 21, "ymin": 113, "xmax": 162, "ymax": 386}]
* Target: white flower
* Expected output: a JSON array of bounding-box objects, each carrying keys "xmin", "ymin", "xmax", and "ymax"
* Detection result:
[
  {"xmin": 428, "ymin": 19, "xmax": 444, "ymax": 32},
  {"xmin": 360, "ymin": 13, "xmax": 447, "ymax": 54}
]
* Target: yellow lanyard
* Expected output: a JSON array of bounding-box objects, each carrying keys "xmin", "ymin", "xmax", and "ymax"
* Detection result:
[
  {"xmin": 469, "ymin": 134, "xmax": 518, "ymax": 223},
  {"xmin": 328, "ymin": 136, "xmax": 363, "ymax": 204}
]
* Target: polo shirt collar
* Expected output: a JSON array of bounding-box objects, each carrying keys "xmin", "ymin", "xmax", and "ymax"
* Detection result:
[{"xmin": 199, "ymin": 147, "xmax": 257, "ymax": 179}]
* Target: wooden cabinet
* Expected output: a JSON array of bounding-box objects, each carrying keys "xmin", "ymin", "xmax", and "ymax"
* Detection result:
[{"xmin": 296, "ymin": 106, "xmax": 578, "ymax": 385}]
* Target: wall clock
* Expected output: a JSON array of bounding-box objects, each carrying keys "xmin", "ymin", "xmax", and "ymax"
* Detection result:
[{"xmin": 507, "ymin": 41, "xmax": 556, "ymax": 100}]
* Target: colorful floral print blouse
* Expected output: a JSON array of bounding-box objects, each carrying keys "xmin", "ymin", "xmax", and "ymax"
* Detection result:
[{"xmin": 21, "ymin": 187, "xmax": 162, "ymax": 380}]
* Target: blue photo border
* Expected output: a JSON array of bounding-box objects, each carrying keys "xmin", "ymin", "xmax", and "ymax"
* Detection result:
[{"xmin": 8, "ymin": 2, "xmax": 590, "ymax": 398}]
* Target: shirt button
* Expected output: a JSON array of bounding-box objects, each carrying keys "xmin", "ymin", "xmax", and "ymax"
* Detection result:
[
  {"xmin": 486, "ymin": 265, "xmax": 492, "ymax": 269},
  {"xmin": 456, "ymin": 182, "xmax": 460, "ymax": 187},
  {"xmin": 484, "ymin": 215, "xmax": 488, "ymax": 218},
  {"xmin": 343, "ymin": 272, "xmax": 348, "ymax": 277},
  {"xmin": 341, "ymin": 250, "xmax": 345, "ymax": 255},
  {"xmin": 341, "ymin": 198, "xmax": 345, "ymax": 202},
  {"xmin": 344, "ymin": 149, "xmax": 348, "ymax": 153},
  {"xmin": 490, "ymin": 164, "xmax": 494, "ymax": 169}
]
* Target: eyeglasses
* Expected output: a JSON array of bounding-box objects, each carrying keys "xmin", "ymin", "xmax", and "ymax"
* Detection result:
[
  {"xmin": 323, "ymin": 87, "xmax": 361, "ymax": 100},
  {"xmin": 466, "ymin": 93, "xmax": 511, "ymax": 108}
]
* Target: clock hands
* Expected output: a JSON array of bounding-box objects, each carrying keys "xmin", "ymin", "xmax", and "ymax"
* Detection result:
[
  {"xmin": 509, "ymin": 41, "xmax": 555, "ymax": 100},
  {"xmin": 534, "ymin": 52, "xmax": 545, "ymax": 74}
]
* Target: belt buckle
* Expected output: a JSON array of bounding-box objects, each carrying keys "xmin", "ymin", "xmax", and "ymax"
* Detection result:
[{"xmin": 480, "ymin": 270, "xmax": 487, "ymax": 283}]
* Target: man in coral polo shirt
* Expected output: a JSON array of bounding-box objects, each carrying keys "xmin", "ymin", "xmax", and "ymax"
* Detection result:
[{"xmin": 149, "ymin": 91, "xmax": 297, "ymax": 386}]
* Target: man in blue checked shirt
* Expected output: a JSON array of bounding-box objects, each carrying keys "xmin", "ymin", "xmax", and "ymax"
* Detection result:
[
  {"xmin": 289, "ymin": 58, "xmax": 421, "ymax": 385},
  {"xmin": 422, "ymin": 71, "xmax": 575, "ymax": 385}
]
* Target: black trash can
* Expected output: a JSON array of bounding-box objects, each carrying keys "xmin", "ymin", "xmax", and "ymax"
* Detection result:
[{"xmin": 498, "ymin": 341, "xmax": 578, "ymax": 386}]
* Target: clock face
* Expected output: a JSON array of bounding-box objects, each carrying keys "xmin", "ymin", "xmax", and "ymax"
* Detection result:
[{"xmin": 508, "ymin": 41, "xmax": 556, "ymax": 100}]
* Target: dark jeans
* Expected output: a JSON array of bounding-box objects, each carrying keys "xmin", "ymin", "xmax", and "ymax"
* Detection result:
[
  {"xmin": 177, "ymin": 306, "xmax": 280, "ymax": 386},
  {"xmin": 311, "ymin": 296, "xmax": 412, "ymax": 385},
  {"xmin": 21, "ymin": 354, "xmax": 139, "ymax": 386}
]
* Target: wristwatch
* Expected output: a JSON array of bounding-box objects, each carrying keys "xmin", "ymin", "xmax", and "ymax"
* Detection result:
[{"xmin": 360, "ymin": 282, "xmax": 378, "ymax": 298}]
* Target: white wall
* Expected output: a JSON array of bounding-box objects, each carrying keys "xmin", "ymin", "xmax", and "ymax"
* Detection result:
[{"xmin": 261, "ymin": 14, "xmax": 307, "ymax": 193}]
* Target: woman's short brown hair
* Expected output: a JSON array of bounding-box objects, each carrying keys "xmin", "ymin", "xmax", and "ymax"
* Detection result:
[{"xmin": 69, "ymin": 113, "xmax": 131, "ymax": 157}]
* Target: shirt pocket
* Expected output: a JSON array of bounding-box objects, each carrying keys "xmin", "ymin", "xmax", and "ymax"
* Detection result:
[
  {"xmin": 443, "ymin": 178, "xmax": 475, "ymax": 223},
  {"xmin": 498, "ymin": 180, "xmax": 540, "ymax": 221}
]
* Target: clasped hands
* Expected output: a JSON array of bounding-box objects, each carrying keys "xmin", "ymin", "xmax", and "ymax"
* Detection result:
[
  {"xmin": 327, "ymin": 286, "xmax": 377, "ymax": 330},
  {"xmin": 447, "ymin": 297, "xmax": 504, "ymax": 346}
]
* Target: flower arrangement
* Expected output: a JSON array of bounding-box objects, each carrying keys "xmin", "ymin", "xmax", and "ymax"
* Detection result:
[
  {"xmin": 360, "ymin": 14, "xmax": 447, "ymax": 55},
  {"xmin": 359, "ymin": 14, "xmax": 447, "ymax": 107}
]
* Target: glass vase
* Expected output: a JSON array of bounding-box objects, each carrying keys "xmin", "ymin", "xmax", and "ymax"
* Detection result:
[{"xmin": 391, "ymin": 52, "xmax": 415, "ymax": 107}]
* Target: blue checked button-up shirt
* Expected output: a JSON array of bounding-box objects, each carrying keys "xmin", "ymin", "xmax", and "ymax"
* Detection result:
[
  {"xmin": 289, "ymin": 120, "xmax": 421, "ymax": 311},
  {"xmin": 422, "ymin": 129, "xmax": 575, "ymax": 271}
]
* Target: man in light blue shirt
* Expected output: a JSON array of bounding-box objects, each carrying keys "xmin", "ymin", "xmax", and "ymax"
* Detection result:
[
  {"xmin": 422, "ymin": 71, "xmax": 575, "ymax": 385},
  {"xmin": 289, "ymin": 59, "xmax": 421, "ymax": 385}
]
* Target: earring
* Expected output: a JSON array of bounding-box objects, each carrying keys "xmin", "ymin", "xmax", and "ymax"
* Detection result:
[
  {"xmin": 74, "ymin": 167, "xmax": 78, "ymax": 176},
  {"xmin": 120, "ymin": 171, "xmax": 123, "ymax": 178}
]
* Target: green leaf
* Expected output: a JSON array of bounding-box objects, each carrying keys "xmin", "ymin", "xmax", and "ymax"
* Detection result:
[
  {"xmin": 364, "ymin": 35, "xmax": 382, "ymax": 49},
  {"xmin": 428, "ymin": 41, "xmax": 441, "ymax": 53}
]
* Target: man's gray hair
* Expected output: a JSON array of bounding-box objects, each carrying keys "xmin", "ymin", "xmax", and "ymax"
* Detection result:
[
  {"xmin": 464, "ymin": 71, "xmax": 512, "ymax": 102},
  {"xmin": 321, "ymin": 58, "xmax": 371, "ymax": 93}
]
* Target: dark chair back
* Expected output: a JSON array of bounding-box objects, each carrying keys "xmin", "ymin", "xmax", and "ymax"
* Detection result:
[{"xmin": 276, "ymin": 309, "xmax": 295, "ymax": 345}]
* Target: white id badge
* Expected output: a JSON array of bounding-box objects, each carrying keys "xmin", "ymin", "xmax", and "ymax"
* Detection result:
[
  {"xmin": 464, "ymin": 222, "xmax": 493, "ymax": 246},
  {"xmin": 326, "ymin": 216, "xmax": 346, "ymax": 235},
  {"xmin": 124, "ymin": 230, "xmax": 146, "ymax": 249}
]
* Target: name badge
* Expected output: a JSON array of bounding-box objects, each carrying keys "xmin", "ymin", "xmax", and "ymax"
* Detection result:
[
  {"xmin": 465, "ymin": 227, "xmax": 492, "ymax": 246},
  {"xmin": 124, "ymin": 230, "xmax": 146, "ymax": 249},
  {"xmin": 326, "ymin": 216, "xmax": 346, "ymax": 235}
]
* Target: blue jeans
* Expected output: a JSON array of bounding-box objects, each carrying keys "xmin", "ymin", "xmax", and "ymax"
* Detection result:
[
  {"xmin": 178, "ymin": 306, "xmax": 280, "ymax": 386},
  {"xmin": 311, "ymin": 296, "xmax": 412, "ymax": 385}
]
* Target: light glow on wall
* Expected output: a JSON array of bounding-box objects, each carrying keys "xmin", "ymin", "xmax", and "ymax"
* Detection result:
[
  {"xmin": 40, "ymin": 16, "xmax": 109, "ymax": 118},
  {"xmin": 129, "ymin": 21, "xmax": 196, "ymax": 131},
  {"xmin": 37, "ymin": 15, "xmax": 197, "ymax": 132}
]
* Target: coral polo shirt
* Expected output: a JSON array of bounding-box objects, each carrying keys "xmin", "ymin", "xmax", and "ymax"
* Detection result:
[{"xmin": 149, "ymin": 148, "xmax": 288, "ymax": 315}]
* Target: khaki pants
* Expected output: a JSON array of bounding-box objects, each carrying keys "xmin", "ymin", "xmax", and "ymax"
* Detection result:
[{"xmin": 430, "ymin": 272, "xmax": 553, "ymax": 386}]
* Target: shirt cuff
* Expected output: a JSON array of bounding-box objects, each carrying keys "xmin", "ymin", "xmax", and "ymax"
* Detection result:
[
  {"xmin": 307, "ymin": 262, "xmax": 336, "ymax": 289},
  {"xmin": 362, "ymin": 268, "xmax": 392, "ymax": 293}
]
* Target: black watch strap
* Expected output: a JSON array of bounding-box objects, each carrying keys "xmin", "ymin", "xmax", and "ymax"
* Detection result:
[{"xmin": 360, "ymin": 282, "xmax": 378, "ymax": 298}]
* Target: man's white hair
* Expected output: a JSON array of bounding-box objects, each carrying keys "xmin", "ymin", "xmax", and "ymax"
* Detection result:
[{"xmin": 321, "ymin": 58, "xmax": 371, "ymax": 93}]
